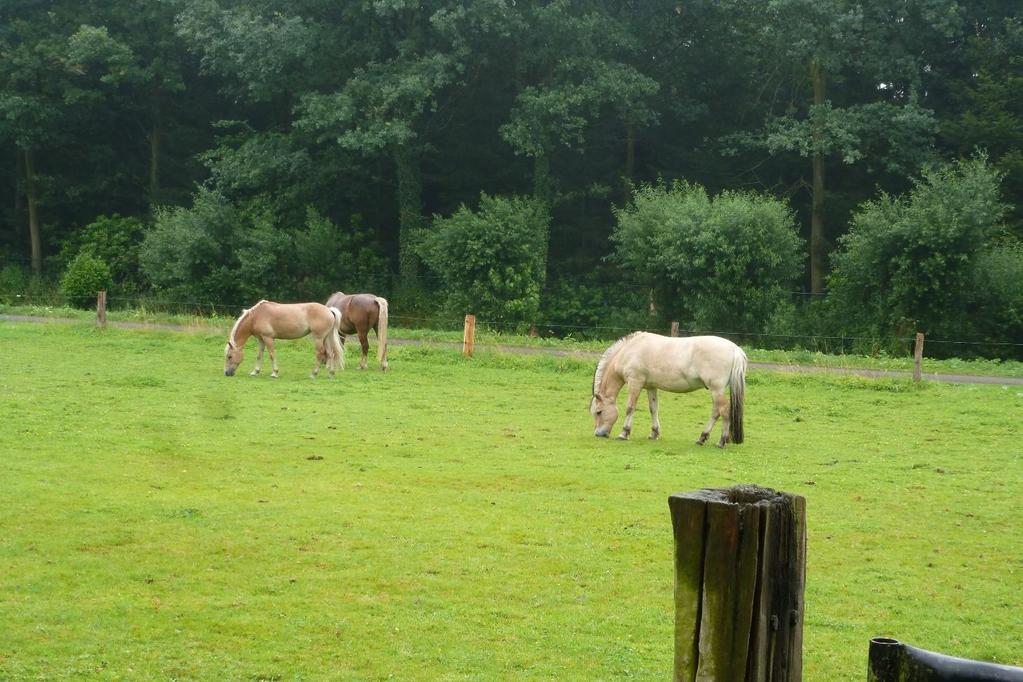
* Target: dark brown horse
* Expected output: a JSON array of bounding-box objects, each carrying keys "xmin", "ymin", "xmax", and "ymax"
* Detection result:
[{"xmin": 325, "ymin": 292, "xmax": 389, "ymax": 370}]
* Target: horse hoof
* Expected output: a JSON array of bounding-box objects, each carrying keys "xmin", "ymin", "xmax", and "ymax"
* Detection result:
[
  {"xmin": 695, "ymin": 440, "xmax": 704, "ymax": 446},
  {"xmin": 616, "ymin": 434, "xmax": 629, "ymax": 441},
  {"xmin": 648, "ymin": 433, "xmax": 660, "ymax": 440}
]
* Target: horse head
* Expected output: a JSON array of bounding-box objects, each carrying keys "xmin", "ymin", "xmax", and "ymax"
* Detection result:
[
  {"xmin": 590, "ymin": 393, "xmax": 619, "ymax": 438},
  {"xmin": 224, "ymin": 341, "xmax": 244, "ymax": 376}
]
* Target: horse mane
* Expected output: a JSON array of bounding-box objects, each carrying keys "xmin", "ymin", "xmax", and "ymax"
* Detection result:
[
  {"xmin": 229, "ymin": 299, "xmax": 268, "ymax": 346},
  {"xmin": 592, "ymin": 332, "xmax": 642, "ymax": 396}
]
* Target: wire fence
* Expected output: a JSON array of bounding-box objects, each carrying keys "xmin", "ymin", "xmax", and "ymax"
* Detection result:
[{"xmin": 2, "ymin": 288, "xmax": 1021, "ymax": 360}]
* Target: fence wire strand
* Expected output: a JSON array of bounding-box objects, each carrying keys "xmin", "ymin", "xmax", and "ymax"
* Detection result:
[{"xmin": 2, "ymin": 289, "xmax": 1022, "ymax": 352}]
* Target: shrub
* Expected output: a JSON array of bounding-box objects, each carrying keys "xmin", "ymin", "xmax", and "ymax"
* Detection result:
[
  {"xmin": 538, "ymin": 271, "xmax": 650, "ymax": 339},
  {"xmin": 827, "ymin": 157, "xmax": 1006, "ymax": 342},
  {"xmin": 290, "ymin": 209, "xmax": 389, "ymax": 301},
  {"xmin": 0, "ymin": 266, "xmax": 28, "ymax": 304},
  {"xmin": 60, "ymin": 252, "xmax": 112, "ymax": 309},
  {"xmin": 139, "ymin": 189, "xmax": 292, "ymax": 306},
  {"xmin": 610, "ymin": 181, "xmax": 803, "ymax": 333},
  {"xmin": 60, "ymin": 215, "xmax": 146, "ymax": 295},
  {"xmin": 418, "ymin": 194, "xmax": 550, "ymax": 327},
  {"xmin": 970, "ymin": 240, "xmax": 1023, "ymax": 359}
]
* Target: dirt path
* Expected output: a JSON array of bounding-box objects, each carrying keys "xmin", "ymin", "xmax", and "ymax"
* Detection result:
[{"xmin": 4, "ymin": 314, "xmax": 1022, "ymax": 386}]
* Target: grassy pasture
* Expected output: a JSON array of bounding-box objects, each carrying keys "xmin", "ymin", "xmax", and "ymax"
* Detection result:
[{"xmin": 1, "ymin": 321, "xmax": 1021, "ymax": 680}]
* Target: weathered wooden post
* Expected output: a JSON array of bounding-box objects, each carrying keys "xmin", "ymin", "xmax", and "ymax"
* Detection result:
[
  {"xmin": 670, "ymin": 321, "xmax": 680, "ymax": 337},
  {"xmin": 669, "ymin": 485, "xmax": 807, "ymax": 682},
  {"xmin": 463, "ymin": 314, "xmax": 476, "ymax": 357},
  {"xmin": 913, "ymin": 333, "xmax": 924, "ymax": 383},
  {"xmin": 96, "ymin": 290, "xmax": 107, "ymax": 328}
]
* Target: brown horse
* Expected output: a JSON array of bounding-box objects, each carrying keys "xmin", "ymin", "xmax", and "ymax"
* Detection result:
[
  {"xmin": 325, "ymin": 292, "xmax": 389, "ymax": 370},
  {"xmin": 590, "ymin": 332, "xmax": 747, "ymax": 447},
  {"xmin": 224, "ymin": 300, "xmax": 344, "ymax": 378}
]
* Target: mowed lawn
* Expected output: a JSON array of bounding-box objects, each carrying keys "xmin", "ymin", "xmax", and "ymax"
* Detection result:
[{"xmin": 1, "ymin": 322, "xmax": 1020, "ymax": 681}]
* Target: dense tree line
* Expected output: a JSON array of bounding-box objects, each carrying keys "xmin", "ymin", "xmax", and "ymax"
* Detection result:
[{"xmin": 1, "ymin": 1, "xmax": 1020, "ymax": 355}]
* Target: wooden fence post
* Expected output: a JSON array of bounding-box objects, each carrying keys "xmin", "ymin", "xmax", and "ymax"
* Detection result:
[
  {"xmin": 669, "ymin": 485, "xmax": 806, "ymax": 682},
  {"xmin": 670, "ymin": 321, "xmax": 680, "ymax": 337},
  {"xmin": 913, "ymin": 333, "xmax": 924, "ymax": 383},
  {"xmin": 96, "ymin": 290, "xmax": 107, "ymax": 328},
  {"xmin": 463, "ymin": 314, "xmax": 476, "ymax": 357}
]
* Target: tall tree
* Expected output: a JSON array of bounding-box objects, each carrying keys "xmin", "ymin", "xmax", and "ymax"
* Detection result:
[
  {"xmin": 0, "ymin": 2, "xmax": 86, "ymax": 272},
  {"xmin": 731, "ymin": 0, "xmax": 961, "ymax": 293},
  {"xmin": 935, "ymin": 4, "xmax": 1023, "ymax": 236},
  {"xmin": 498, "ymin": 1, "xmax": 658, "ymax": 284},
  {"xmin": 176, "ymin": 0, "xmax": 514, "ymax": 292},
  {"xmin": 67, "ymin": 2, "xmax": 197, "ymax": 210}
]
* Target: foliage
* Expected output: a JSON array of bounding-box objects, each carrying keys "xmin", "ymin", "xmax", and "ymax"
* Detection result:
[
  {"xmin": 290, "ymin": 208, "xmax": 389, "ymax": 301},
  {"xmin": 139, "ymin": 188, "xmax": 290, "ymax": 306},
  {"xmin": 60, "ymin": 214, "xmax": 146, "ymax": 295},
  {"xmin": 418, "ymin": 194, "xmax": 550, "ymax": 326},
  {"xmin": 538, "ymin": 270, "xmax": 650, "ymax": 340},
  {"xmin": 827, "ymin": 157, "xmax": 1007, "ymax": 343},
  {"xmin": 611, "ymin": 182, "xmax": 803, "ymax": 333},
  {"xmin": 761, "ymin": 100, "xmax": 938, "ymax": 176},
  {"xmin": 59, "ymin": 251, "xmax": 112, "ymax": 308},
  {"xmin": 0, "ymin": 266, "xmax": 27, "ymax": 304},
  {"xmin": 969, "ymin": 239, "xmax": 1023, "ymax": 356},
  {"xmin": 2, "ymin": 0, "xmax": 1023, "ymax": 360},
  {"xmin": 938, "ymin": 12, "xmax": 1023, "ymax": 237}
]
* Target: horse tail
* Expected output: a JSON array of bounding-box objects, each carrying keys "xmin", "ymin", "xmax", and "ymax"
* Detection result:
[
  {"xmin": 729, "ymin": 347, "xmax": 747, "ymax": 444},
  {"xmin": 375, "ymin": 296, "xmax": 389, "ymax": 370},
  {"xmin": 328, "ymin": 306, "xmax": 345, "ymax": 371}
]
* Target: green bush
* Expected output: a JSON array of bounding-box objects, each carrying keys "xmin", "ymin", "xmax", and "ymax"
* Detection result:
[
  {"xmin": 827, "ymin": 157, "xmax": 1006, "ymax": 343},
  {"xmin": 610, "ymin": 181, "xmax": 803, "ymax": 333},
  {"xmin": 970, "ymin": 240, "xmax": 1023, "ymax": 359},
  {"xmin": 139, "ymin": 189, "xmax": 292, "ymax": 306},
  {"xmin": 60, "ymin": 253, "xmax": 112, "ymax": 309},
  {"xmin": 0, "ymin": 266, "xmax": 28, "ymax": 304},
  {"xmin": 60, "ymin": 215, "xmax": 146, "ymax": 295},
  {"xmin": 538, "ymin": 271, "xmax": 650, "ymax": 339},
  {"xmin": 291, "ymin": 209, "xmax": 389, "ymax": 301},
  {"xmin": 418, "ymin": 194, "xmax": 550, "ymax": 327}
]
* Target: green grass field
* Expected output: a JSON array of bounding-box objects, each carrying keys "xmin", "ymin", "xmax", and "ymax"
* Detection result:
[{"xmin": 2, "ymin": 321, "xmax": 1021, "ymax": 680}]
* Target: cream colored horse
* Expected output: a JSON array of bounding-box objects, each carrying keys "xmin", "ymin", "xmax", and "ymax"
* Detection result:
[
  {"xmin": 590, "ymin": 332, "xmax": 747, "ymax": 447},
  {"xmin": 224, "ymin": 300, "xmax": 344, "ymax": 378}
]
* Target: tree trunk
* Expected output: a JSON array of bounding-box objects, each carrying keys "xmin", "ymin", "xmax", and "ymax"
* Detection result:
[
  {"xmin": 22, "ymin": 148, "xmax": 42, "ymax": 275},
  {"xmin": 532, "ymin": 152, "xmax": 552, "ymax": 292},
  {"xmin": 810, "ymin": 60, "xmax": 827, "ymax": 295},
  {"xmin": 148, "ymin": 94, "xmax": 162, "ymax": 209},
  {"xmin": 624, "ymin": 123, "xmax": 636, "ymax": 188},
  {"xmin": 14, "ymin": 150, "xmax": 25, "ymax": 243},
  {"xmin": 394, "ymin": 142, "xmax": 423, "ymax": 291},
  {"xmin": 532, "ymin": 152, "xmax": 552, "ymax": 208},
  {"xmin": 669, "ymin": 485, "xmax": 806, "ymax": 682}
]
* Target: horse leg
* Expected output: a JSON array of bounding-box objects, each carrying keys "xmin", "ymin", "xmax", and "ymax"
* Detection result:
[
  {"xmin": 310, "ymin": 337, "xmax": 326, "ymax": 379},
  {"xmin": 697, "ymin": 391, "xmax": 724, "ymax": 445},
  {"xmin": 616, "ymin": 382, "xmax": 643, "ymax": 440},
  {"xmin": 716, "ymin": 391, "xmax": 732, "ymax": 448},
  {"xmin": 250, "ymin": 338, "xmax": 265, "ymax": 376},
  {"xmin": 647, "ymin": 388, "xmax": 661, "ymax": 440},
  {"xmin": 358, "ymin": 328, "xmax": 369, "ymax": 370},
  {"xmin": 265, "ymin": 338, "xmax": 280, "ymax": 378}
]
